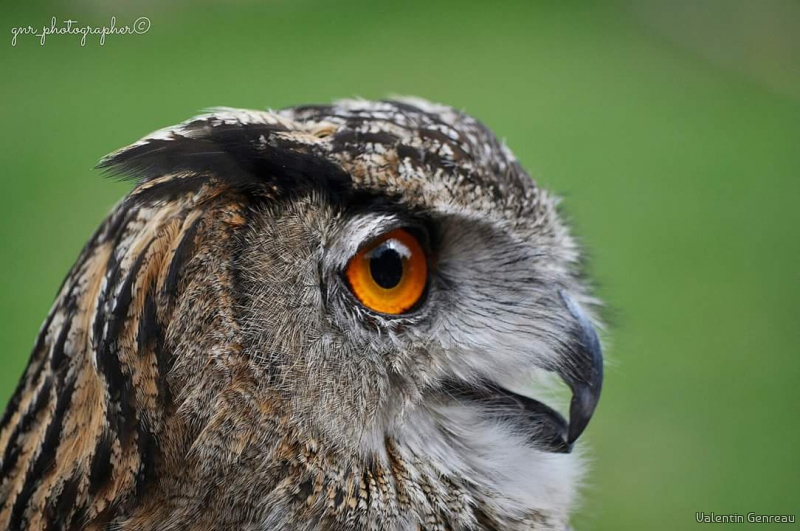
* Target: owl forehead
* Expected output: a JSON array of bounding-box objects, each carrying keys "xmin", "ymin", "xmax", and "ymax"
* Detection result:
[{"xmin": 278, "ymin": 99, "xmax": 545, "ymax": 218}]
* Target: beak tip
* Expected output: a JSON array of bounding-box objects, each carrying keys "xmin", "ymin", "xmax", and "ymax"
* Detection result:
[{"xmin": 567, "ymin": 382, "xmax": 602, "ymax": 444}]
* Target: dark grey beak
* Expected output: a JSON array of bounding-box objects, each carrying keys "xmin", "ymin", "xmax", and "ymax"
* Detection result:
[{"xmin": 558, "ymin": 290, "xmax": 604, "ymax": 445}]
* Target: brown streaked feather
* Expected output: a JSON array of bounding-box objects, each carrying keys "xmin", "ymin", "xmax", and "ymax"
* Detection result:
[{"xmin": 0, "ymin": 182, "xmax": 245, "ymax": 529}]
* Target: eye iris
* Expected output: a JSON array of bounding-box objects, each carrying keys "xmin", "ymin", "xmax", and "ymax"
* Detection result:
[
  {"xmin": 345, "ymin": 228, "xmax": 428, "ymax": 315},
  {"xmin": 369, "ymin": 245, "xmax": 404, "ymax": 289}
]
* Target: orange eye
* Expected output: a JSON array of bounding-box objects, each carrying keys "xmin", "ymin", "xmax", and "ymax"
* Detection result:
[{"xmin": 345, "ymin": 228, "xmax": 428, "ymax": 315}]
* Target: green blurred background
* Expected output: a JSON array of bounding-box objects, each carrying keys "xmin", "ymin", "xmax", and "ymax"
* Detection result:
[{"xmin": 2, "ymin": 0, "xmax": 799, "ymax": 528}]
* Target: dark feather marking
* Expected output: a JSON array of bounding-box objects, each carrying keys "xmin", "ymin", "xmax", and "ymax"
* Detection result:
[
  {"xmin": 333, "ymin": 488, "xmax": 345, "ymax": 508},
  {"xmin": 362, "ymin": 470, "xmax": 372, "ymax": 508},
  {"xmin": 396, "ymin": 143, "xmax": 424, "ymax": 167},
  {"xmin": 87, "ymin": 431, "xmax": 114, "ymax": 496},
  {"xmin": 48, "ymin": 309, "xmax": 74, "ymax": 373},
  {"xmin": 296, "ymin": 477, "xmax": 314, "ymax": 503},
  {"xmin": 138, "ymin": 290, "xmax": 171, "ymax": 404},
  {"xmin": 8, "ymin": 377, "xmax": 77, "ymax": 530},
  {"xmin": 136, "ymin": 290, "xmax": 160, "ymax": 357},
  {"xmin": 134, "ymin": 426, "xmax": 158, "ymax": 496},
  {"xmin": 162, "ymin": 216, "xmax": 202, "ymax": 299},
  {"xmin": 330, "ymin": 130, "xmax": 399, "ymax": 154}
]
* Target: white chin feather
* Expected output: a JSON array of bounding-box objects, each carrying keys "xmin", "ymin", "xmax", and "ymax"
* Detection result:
[{"xmin": 395, "ymin": 403, "xmax": 585, "ymax": 525}]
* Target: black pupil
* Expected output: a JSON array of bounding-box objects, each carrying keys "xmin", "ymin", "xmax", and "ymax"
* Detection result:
[{"xmin": 369, "ymin": 243, "xmax": 405, "ymax": 289}]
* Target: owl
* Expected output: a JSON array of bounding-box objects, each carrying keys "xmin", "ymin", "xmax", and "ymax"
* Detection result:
[{"xmin": 0, "ymin": 98, "xmax": 603, "ymax": 530}]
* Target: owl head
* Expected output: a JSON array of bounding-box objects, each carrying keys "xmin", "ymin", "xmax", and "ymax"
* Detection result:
[{"xmin": 0, "ymin": 98, "xmax": 602, "ymax": 530}]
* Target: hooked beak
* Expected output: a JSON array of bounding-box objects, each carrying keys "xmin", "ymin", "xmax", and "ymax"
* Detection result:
[
  {"xmin": 433, "ymin": 290, "xmax": 603, "ymax": 454},
  {"xmin": 558, "ymin": 290, "xmax": 604, "ymax": 445}
]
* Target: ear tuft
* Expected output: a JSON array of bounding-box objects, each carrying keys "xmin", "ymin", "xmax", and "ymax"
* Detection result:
[{"xmin": 97, "ymin": 108, "xmax": 352, "ymax": 204}]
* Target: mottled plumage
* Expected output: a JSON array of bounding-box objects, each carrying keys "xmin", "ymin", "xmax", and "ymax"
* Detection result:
[{"xmin": 0, "ymin": 98, "xmax": 603, "ymax": 530}]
